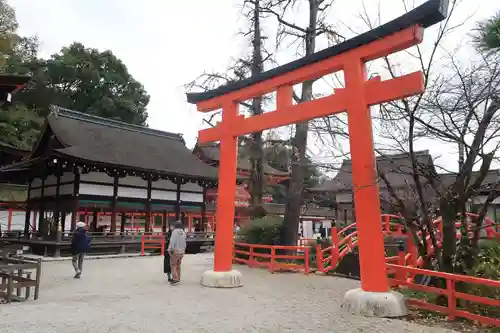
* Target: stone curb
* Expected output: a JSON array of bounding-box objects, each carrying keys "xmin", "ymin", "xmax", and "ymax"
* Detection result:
[{"xmin": 23, "ymin": 253, "xmax": 156, "ymax": 262}]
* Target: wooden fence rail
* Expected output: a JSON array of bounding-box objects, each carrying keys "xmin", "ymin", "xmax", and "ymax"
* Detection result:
[{"xmin": 233, "ymin": 242, "xmax": 310, "ymax": 274}]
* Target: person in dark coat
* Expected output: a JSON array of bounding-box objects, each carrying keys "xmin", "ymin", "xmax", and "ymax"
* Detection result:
[
  {"xmin": 71, "ymin": 222, "xmax": 91, "ymax": 279},
  {"xmin": 163, "ymin": 225, "xmax": 173, "ymax": 282}
]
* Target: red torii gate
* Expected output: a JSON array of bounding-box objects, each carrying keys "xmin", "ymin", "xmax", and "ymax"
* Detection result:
[{"xmin": 187, "ymin": 0, "xmax": 448, "ymax": 317}]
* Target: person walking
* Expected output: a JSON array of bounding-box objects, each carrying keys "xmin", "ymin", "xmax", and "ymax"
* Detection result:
[
  {"xmin": 168, "ymin": 221, "xmax": 186, "ymax": 285},
  {"xmin": 71, "ymin": 222, "xmax": 91, "ymax": 279},
  {"xmin": 163, "ymin": 225, "xmax": 173, "ymax": 282}
]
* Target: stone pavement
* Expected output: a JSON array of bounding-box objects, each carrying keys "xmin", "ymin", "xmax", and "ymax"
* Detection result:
[{"xmin": 0, "ymin": 254, "xmax": 458, "ymax": 333}]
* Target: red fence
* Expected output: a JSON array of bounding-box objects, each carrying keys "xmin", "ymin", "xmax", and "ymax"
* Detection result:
[
  {"xmin": 388, "ymin": 262, "xmax": 500, "ymax": 327},
  {"xmin": 140, "ymin": 234, "xmax": 165, "ymax": 256},
  {"xmin": 233, "ymin": 242, "xmax": 310, "ymax": 274}
]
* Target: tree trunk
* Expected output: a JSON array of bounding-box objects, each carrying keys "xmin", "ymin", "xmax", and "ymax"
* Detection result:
[
  {"xmin": 248, "ymin": 0, "xmax": 265, "ymax": 218},
  {"xmin": 440, "ymin": 195, "xmax": 458, "ymax": 273},
  {"xmin": 281, "ymin": 0, "xmax": 318, "ymax": 245}
]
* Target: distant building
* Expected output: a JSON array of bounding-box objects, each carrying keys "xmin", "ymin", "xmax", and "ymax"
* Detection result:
[
  {"xmin": 193, "ymin": 142, "xmax": 290, "ymax": 209},
  {"xmin": 309, "ymin": 150, "xmax": 437, "ymax": 222}
]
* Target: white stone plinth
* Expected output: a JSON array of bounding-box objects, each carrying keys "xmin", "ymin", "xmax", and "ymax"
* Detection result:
[
  {"xmin": 341, "ymin": 288, "xmax": 407, "ymax": 318},
  {"xmin": 200, "ymin": 269, "xmax": 243, "ymax": 288}
]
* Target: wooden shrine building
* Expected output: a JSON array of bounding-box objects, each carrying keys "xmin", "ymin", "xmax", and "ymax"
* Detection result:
[
  {"xmin": 194, "ymin": 142, "xmax": 290, "ymax": 220},
  {"xmin": 193, "ymin": 142, "xmax": 290, "ymax": 185},
  {"xmin": 0, "ymin": 106, "xmax": 220, "ymax": 255}
]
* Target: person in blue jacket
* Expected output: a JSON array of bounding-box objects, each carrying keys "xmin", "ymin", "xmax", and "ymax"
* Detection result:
[{"xmin": 71, "ymin": 222, "xmax": 91, "ymax": 279}]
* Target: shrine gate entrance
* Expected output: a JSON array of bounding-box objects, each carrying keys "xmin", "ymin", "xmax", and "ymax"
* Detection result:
[{"xmin": 187, "ymin": 0, "xmax": 448, "ymax": 317}]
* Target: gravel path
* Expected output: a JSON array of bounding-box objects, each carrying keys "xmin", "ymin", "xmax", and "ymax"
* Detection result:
[{"xmin": 0, "ymin": 254, "xmax": 459, "ymax": 333}]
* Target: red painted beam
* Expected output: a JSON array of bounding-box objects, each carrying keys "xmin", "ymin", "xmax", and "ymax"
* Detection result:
[{"xmin": 195, "ymin": 25, "xmax": 424, "ymax": 112}]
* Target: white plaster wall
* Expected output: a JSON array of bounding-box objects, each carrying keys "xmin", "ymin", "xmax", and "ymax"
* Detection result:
[
  {"xmin": 180, "ymin": 192, "xmax": 203, "ymax": 203},
  {"xmin": 80, "ymin": 172, "xmax": 114, "ymax": 184},
  {"xmin": 181, "ymin": 182, "xmax": 203, "ymax": 192},
  {"xmin": 120, "ymin": 176, "xmax": 147, "ymax": 187},
  {"xmin": 151, "ymin": 190, "xmax": 177, "ymax": 201},
  {"xmin": 118, "ymin": 187, "xmax": 147, "ymax": 199},
  {"xmin": 152, "ymin": 179, "xmax": 176, "ymax": 190},
  {"xmin": 79, "ymin": 184, "xmax": 114, "ymax": 196}
]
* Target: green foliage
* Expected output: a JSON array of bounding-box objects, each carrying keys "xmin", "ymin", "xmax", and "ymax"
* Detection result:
[
  {"xmin": 237, "ymin": 215, "xmax": 283, "ymax": 245},
  {"xmin": 17, "ymin": 42, "xmax": 150, "ymax": 125},
  {"xmin": 0, "ymin": 3, "xmax": 151, "ymax": 151},
  {"xmin": 467, "ymin": 241, "xmax": 500, "ymax": 321},
  {"xmin": 0, "ymin": 0, "xmax": 18, "ymax": 70},
  {"xmin": 475, "ymin": 11, "xmax": 500, "ymax": 50},
  {"xmin": 0, "ymin": 103, "xmax": 42, "ymax": 149},
  {"xmin": 471, "ymin": 240, "xmax": 500, "ymax": 279}
]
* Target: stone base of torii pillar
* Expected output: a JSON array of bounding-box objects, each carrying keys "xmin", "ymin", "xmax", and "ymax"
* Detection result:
[
  {"xmin": 201, "ymin": 270, "xmax": 243, "ymax": 288},
  {"xmin": 341, "ymin": 288, "xmax": 407, "ymax": 317}
]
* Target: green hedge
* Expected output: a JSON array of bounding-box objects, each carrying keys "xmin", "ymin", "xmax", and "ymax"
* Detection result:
[{"xmin": 236, "ymin": 216, "xmax": 283, "ymax": 245}]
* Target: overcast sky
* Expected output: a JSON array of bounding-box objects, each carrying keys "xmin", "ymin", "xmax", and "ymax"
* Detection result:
[{"xmin": 8, "ymin": 0, "xmax": 500, "ymax": 173}]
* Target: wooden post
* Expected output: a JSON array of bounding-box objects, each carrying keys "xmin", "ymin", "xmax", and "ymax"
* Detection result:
[
  {"xmin": 61, "ymin": 211, "xmax": 66, "ymax": 233},
  {"xmin": 24, "ymin": 182, "xmax": 32, "ymax": 237},
  {"xmin": 54, "ymin": 168, "xmax": 61, "ymax": 241},
  {"xmin": 7, "ymin": 208, "xmax": 12, "ymax": 231},
  {"xmin": 38, "ymin": 177, "xmax": 46, "ymax": 237},
  {"xmin": 120, "ymin": 211, "xmax": 126, "ymax": 234},
  {"xmin": 91, "ymin": 210, "xmax": 98, "ymax": 232},
  {"xmin": 145, "ymin": 175, "xmax": 152, "ymax": 232},
  {"xmin": 175, "ymin": 180, "xmax": 181, "ymax": 221},
  {"xmin": 110, "ymin": 174, "xmax": 119, "ymax": 233},
  {"xmin": 188, "ymin": 215, "xmax": 193, "ymax": 233},
  {"xmin": 71, "ymin": 168, "xmax": 80, "ymax": 231},
  {"xmin": 201, "ymin": 186, "xmax": 207, "ymax": 231},
  {"xmin": 162, "ymin": 211, "xmax": 167, "ymax": 232}
]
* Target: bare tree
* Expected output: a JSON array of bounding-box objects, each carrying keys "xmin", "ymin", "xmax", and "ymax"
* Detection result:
[
  {"xmin": 260, "ymin": 0, "xmax": 339, "ymax": 246},
  {"xmin": 186, "ymin": 0, "xmax": 273, "ymax": 218},
  {"xmin": 368, "ymin": 0, "xmax": 500, "ymax": 273}
]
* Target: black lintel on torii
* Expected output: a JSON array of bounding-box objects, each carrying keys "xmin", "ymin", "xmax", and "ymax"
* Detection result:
[{"xmin": 186, "ymin": 0, "xmax": 449, "ymax": 104}]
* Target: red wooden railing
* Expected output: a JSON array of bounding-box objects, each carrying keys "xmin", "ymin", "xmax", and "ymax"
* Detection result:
[
  {"xmin": 233, "ymin": 242, "xmax": 310, "ymax": 274},
  {"xmin": 315, "ymin": 213, "xmax": 499, "ymax": 276},
  {"xmin": 388, "ymin": 259, "xmax": 500, "ymax": 327},
  {"xmin": 140, "ymin": 234, "xmax": 165, "ymax": 256}
]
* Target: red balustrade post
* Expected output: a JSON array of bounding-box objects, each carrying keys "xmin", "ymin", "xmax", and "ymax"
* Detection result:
[
  {"xmin": 331, "ymin": 227, "xmax": 339, "ymax": 268},
  {"xmin": 316, "ymin": 244, "xmax": 324, "ymax": 273},
  {"xmin": 249, "ymin": 246, "xmax": 254, "ymax": 268},
  {"xmin": 446, "ymin": 279, "xmax": 456, "ymax": 321},
  {"xmin": 269, "ymin": 247, "xmax": 275, "ymax": 273},
  {"xmin": 383, "ymin": 214, "xmax": 390, "ymax": 233},
  {"xmin": 396, "ymin": 242, "xmax": 406, "ymax": 282},
  {"xmin": 304, "ymin": 247, "xmax": 310, "ymax": 274}
]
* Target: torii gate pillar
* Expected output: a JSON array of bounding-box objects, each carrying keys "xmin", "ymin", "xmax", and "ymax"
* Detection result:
[{"xmin": 186, "ymin": 0, "xmax": 448, "ymax": 318}]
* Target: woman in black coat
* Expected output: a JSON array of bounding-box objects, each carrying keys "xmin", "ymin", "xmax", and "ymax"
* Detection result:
[{"xmin": 163, "ymin": 227, "xmax": 173, "ymax": 281}]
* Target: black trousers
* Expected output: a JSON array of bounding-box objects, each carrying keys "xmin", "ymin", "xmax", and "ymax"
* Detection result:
[{"xmin": 163, "ymin": 251, "xmax": 171, "ymax": 274}]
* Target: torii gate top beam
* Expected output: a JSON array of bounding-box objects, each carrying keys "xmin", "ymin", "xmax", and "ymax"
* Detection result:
[{"xmin": 186, "ymin": 0, "xmax": 449, "ymax": 112}]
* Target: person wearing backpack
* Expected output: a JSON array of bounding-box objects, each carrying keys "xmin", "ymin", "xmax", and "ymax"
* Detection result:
[
  {"xmin": 71, "ymin": 222, "xmax": 91, "ymax": 279},
  {"xmin": 168, "ymin": 221, "xmax": 186, "ymax": 285}
]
